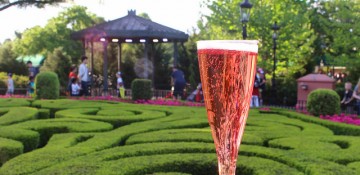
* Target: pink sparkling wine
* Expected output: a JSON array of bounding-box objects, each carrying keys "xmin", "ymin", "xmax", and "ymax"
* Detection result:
[{"xmin": 197, "ymin": 40, "xmax": 258, "ymax": 175}]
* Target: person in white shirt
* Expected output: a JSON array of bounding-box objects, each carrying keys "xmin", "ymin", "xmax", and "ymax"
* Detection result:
[
  {"xmin": 78, "ymin": 56, "xmax": 90, "ymax": 96},
  {"xmin": 116, "ymin": 72, "xmax": 124, "ymax": 98},
  {"xmin": 6, "ymin": 73, "xmax": 14, "ymax": 96},
  {"xmin": 71, "ymin": 78, "xmax": 81, "ymax": 96}
]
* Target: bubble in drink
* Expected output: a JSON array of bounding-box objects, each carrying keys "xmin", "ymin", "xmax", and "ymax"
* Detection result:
[{"xmin": 197, "ymin": 40, "xmax": 258, "ymax": 175}]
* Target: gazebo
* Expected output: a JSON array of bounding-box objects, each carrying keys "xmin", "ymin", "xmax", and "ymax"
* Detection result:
[{"xmin": 71, "ymin": 10, "xmax": 189, "ymax": 94}]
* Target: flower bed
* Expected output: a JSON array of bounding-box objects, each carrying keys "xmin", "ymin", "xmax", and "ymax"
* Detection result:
[{"xmin": 320, "ymin": 113, "xmax": 360, "ymax": 126}]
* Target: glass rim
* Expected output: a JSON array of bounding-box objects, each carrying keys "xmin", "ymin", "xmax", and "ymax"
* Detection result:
[
  {"xmin": 197, "ymin": 40, "xmax": 258, "ymax": 53},
  {"xmin": 197, "ymin": 40, "xmax": 258, "ymax": 45}
]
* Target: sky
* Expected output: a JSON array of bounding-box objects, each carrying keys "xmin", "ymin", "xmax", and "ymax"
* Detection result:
[{"xmin": 0, "ymin": 0, "xmax": 210, "ymax": 42}]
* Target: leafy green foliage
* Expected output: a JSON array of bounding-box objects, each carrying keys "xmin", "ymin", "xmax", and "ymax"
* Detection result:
[
  {"xmin": 0, "ymin": 0, "xmax": 68, "ymax": 11},
  {"xmin": 309, "ymin": 0, "xmax": 360, "ymax": 71},
  {"xmin": 35, "ymin": 72, "xmax": 60, "ymax": 99},
  {"xmin": 40, "ymin": 48, "xmax": 71, "ymax": 87},
  {"xmin": 0, "ymin": 40, "xmax": 28, "ymax": 75},
  {"xmin": 131, "ymin": 79, "xmax": 152, "ymax": 100},
  {"xmin": 307, "ymin": 89, "xmax": 341, "ymax": 116},
  {"xmin": 13, "ymin": 6, "xmax": 104, "ymax": 60}
]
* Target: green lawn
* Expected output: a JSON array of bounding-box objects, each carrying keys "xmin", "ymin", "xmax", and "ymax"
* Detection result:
[{"xmin": 0, "ymin": 98, "xmax": 360, "ymax": 175}]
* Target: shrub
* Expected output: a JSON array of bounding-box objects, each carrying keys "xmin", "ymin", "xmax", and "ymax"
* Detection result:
[
  {"xmin": 306, "ymin": 89, "xmax": 340, "ymax": 116},
  {"xmin": 35, "ymin": 72, "xmax": 60, "ymax": 99},
  {"xmin": 131, "ymin": 79, "xmax": 152, "ymax": 101}
]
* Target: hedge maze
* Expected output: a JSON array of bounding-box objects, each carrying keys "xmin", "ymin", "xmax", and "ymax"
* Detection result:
[{"xmin": 0, "ymin": 98, "xmax": 360, "ymax": 175}]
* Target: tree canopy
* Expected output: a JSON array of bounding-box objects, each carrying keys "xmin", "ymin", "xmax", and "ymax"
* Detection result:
[{"xmin": 0, "ymin": 0, "xmax": 69, "ymax": 11}]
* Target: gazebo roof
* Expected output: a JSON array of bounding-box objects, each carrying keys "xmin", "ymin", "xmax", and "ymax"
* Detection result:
[
  {"xmin": 297, "ymin": 73, "xmax": 335, "ymax": 83},
  {"xmin": 71, "ymin": 10, "xmax": 189, "ymax": 43}
]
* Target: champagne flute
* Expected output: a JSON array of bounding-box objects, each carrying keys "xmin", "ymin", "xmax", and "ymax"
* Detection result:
[{"xmin": 197, "ymin": 40, "xmax": 258, "ymax": 175}]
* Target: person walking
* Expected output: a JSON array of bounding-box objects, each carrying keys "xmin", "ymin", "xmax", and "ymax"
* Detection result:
[
  {"xmin": 27, "ymin": 61, "xmax": 38, "ymax": 77},
  {"xmin": 341, "ymin": 82, "xmax": 354, "ymax": 113},
  {"xmin": 78, "ymin": 56, "xmax": 90, "ymax": 96},
  {"xmin": 352, "ymin": 79, "xmax": 360, "ymax": 115},
  {"xmin": 171, "ymin": 66, "xmax": 186, "ymax": 100},
  {"xmin": 116, "ymin": 72, "xmax": 125, "ymax": 98},
  {"xmin": 6, "ymin": 73, "xmax": 14, "ymax": 96},
  {"xmin": 258, "ymin": 69, "xmax": 266, "ymax": 106},
  {"xmin": 251, "ymin": 75, "xmax": 260, "ymax": 108}
]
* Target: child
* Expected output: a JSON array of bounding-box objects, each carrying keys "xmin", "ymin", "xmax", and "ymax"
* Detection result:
[
  {"xmin": 6, "ymin": 73, "xmax": 14, "ymax": 96},
  {"xmin": 116, "ymin": 72, "xmax": 125, "ymax": 98},
  {"xmin": 341, "ymin": 82, "xmax": 354, "ymax": 113},
  {"xmin": 71, "ymin": 78, "xmax": 81, "ymax": 96},
  {"xmin": 27, "ymin": 76, "xmax": 35, "ymax": 97}
]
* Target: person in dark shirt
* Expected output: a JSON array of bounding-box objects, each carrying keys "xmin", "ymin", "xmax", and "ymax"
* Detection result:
[
  {"xmin": 171, "ymin": 66, "xmax": 186, "ymax": 100},
  {"xmin": 27, "ymin": 61, "xmax": 38, "ymax": 77},
  {"xmin": 341, "ymin": 82, "xmax": 354, "ymax": 113}
]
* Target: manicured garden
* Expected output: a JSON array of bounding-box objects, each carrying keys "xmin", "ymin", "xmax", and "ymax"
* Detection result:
[{"xmin": 0, "ymin": 98, "xmax": 360, "ymax": 175}]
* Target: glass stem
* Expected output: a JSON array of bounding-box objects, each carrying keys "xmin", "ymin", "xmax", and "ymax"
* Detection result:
[{"xmin": 219, "ymin": 161, "xmax": 236, "ymax": 175}]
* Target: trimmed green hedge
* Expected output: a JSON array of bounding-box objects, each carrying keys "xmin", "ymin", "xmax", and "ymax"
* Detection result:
[
  {"xmin": 0, "ymin": 98, "xmax": 30, "ymax": 107},
  {"xmin": 35, "ymin": 72, "xmax": 60, "ymax": 99},
  {"xmin": 1, "ymin": 101, "xmax": 360, "ymax": 175},
  {"xmin": 131, "ymin": 79, "xmax": 152, "ymax": 100},
  {"xmin": 0, "ymin": 127, "xmax": 39, "ymax": 152},
  {"xmin": 278, "ymin": 110, "xmax": 360, "ymax": 136},
  {"xmin": 0, "ymin": 107, "xmax": 38, "ymax": 126},
  {"xmin": 55, "ymin": 107, "xmax": 167, "ymax": 127},
  {"xmin": 307, "ymin": 89, "xmax": 340, "ymax": 116},
  {"xmin": 0, "ymin": 138, "xmax": 23, "ymax": 166}
]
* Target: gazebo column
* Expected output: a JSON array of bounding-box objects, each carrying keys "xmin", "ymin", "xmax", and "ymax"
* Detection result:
[
  {"xmin": 173, "ymin": 41, "xmax": 178, "ymax": 67},
  {"xmin": 82, "ymin": 39, "xmax": 86, "ymax": 55},
  {"xmin": 90, "ymin": 41, "xmax": 94, "ymax": 96},
  {"xmin": 144, "ymin": 43, "xmax": 149, "ymax": 79},
  {"xmin": 151, "ymin": 43, "xmax": 155, "ymax": 88},
  {"xmin": 117, "ymin": 43, "xmax": 122, "ymax": 72},
  {"xmin": 103, "ymin": 41, "xmax": 109, "ymax": 95}
]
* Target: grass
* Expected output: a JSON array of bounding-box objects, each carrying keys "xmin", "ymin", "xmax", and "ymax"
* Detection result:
[{"xmin": 0, "ymin": 99, "xmax": 359, "ymax": 175}]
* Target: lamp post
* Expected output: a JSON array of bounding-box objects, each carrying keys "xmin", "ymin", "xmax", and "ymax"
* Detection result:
[
  {"xmin": 271, "ymin": 21, "xmax": 280, "ymax": 104},
  {"xmin": 240, "ymin": 0, "xmax": 253, "ymax": 39}
]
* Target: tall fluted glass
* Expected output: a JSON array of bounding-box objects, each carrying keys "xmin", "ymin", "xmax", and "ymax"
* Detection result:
[{"xmin": 197, "ymin": 40, "xmax": 258, "ymax": 175}]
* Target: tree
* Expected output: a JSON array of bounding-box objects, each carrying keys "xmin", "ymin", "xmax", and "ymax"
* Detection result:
[
  {"xmin": 308, "ymin": 0, "xmax": 360, "ymax": 78},
  {"xmin": 0, "ymin": 0, "xmax": 69, "ymax": 11},
  {"xmin": 13, "ymin": 6, "xmax": 104, "ymax": 60},
  {"xmin": 40, "ymin": 47, "xmax": 71, "ymax": 87},
  {"xmin": 202, "ymin": 0, "xmax": 315, "ymax": 79},
  {"xmin": 0, "ymin": 39, "xmax": 28, "ymax": 75}
]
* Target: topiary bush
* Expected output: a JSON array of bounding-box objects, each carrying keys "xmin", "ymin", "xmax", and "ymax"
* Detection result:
[
  {"xmin": 306, "ymin": 89, "xmax": 340, "ymax": 116},
  {"xmin": 35, "ymin": 72, "xmax": 60, "ymax": 99},
  {"xmin": 131, "ymin": 79, "xmax": 152, "ymax": 101}
]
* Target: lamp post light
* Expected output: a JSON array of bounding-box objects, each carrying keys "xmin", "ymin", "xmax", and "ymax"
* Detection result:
[
  {"xmin": 271, "ymin": 21, "xmax": 280, "ymax": 103},
  {"xmin": 240, "ymin": 0, "xmax": 253, "ymax": 39}
]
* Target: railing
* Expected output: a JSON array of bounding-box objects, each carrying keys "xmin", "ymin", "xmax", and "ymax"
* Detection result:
[{"xmin": 0, "ymin": 88, "xmax": 28, "ymax": 96}]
